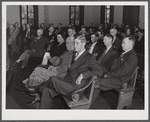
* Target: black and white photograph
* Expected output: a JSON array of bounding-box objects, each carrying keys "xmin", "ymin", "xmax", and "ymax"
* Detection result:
[{"xmin": 1, "ymin": 1, "xmax": 149, "ymax": 120}]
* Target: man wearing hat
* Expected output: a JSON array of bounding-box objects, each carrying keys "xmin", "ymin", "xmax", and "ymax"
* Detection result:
[
  {"xmin": 16, "ymin": 28, "xmax": 51, "ymax": 73},
  {"xmin": 39, "ymin": 34, "xmax": 103, "ymax": 109}
]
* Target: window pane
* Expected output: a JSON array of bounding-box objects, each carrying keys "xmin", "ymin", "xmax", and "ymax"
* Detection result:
[
  {"xmin": 28, "ymin": 5, "xmax": 34, "ymax": 25},
  {"xmin": 70, "ymin": 6, "xmax": 80, "ymax": 26},
  {"xmin": 21, "ymin": 5, "xmax": 27, "ymax": 19},
  {"xmin": 22, "ymin": 19, "xmax": 27, "ymax": 25},
  {"xmin": 75, "ymin": 7, "xmax": 80, "ymax": 26}
]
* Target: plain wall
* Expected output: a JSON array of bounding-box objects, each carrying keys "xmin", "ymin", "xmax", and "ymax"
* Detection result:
[
  {"xmin": 45, "ymin": 6, "xmax": 69, "ymax": 27},
  {"xmin": 7, "ymin": 5, "xmax": 20, "ymax": 26},
  {"xmin": 139, "ymin": 6, "xmax": 144, "ymax": 29},
  {"xmin": 114, "ymin": 6, "xmax": 123, "ymax": 27},
  {"xmin": 84, "ymin": 6, "xmax": 100, "ymax": 27}
]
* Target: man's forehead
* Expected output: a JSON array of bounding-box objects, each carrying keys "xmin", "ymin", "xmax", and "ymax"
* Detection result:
[
  {"xmin": 37, "ymin": 29, "xmax": 43, "ymax": 32},
  {"xmin": 75, "ymin": 38, "xmax": 81, "ymax": 42},
  {"xmin": 123, "ymin": 38, "xmax": 129, "ymax": 42},
  {"xmin": 110, "ymin": 29, "xmax": 114, "ymax": 32}
]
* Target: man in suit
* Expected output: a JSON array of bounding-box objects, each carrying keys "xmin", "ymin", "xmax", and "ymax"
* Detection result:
[
  {"xmin": 39, "ymin": 34, "xmax": 103, "ymax": 109},
  {"xmin": 110, "ymin": 28, "xmax": 122, "ymax": 54},
  {"xmin": 98, "ymin": 34, "xmax": 119, "ymax": 74},
  {"xmin": 91, "ymin": 36, "xmax": 138, "ymax": 105},
  {"xmin": 45, "ymin": 26, "xmax": 57, "ymax": 46},
  {"xmin": 88, "ymin": 32, "xmax": 104, "ymax": 60}
]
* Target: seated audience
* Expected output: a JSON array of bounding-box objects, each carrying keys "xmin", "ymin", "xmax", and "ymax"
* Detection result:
[
  {"xmin": 15, "ymin": 28, "xmax": 51, "ymax": 73},
  {"xmin": 92, "ymin": 36, "xmax": 138, "ymax": 104},
  {"xmin": 39, "ymin": 34, "xmax": 103, "ymax": 109},
  {"xmin": 98, "ymin": 34, "xmax": 119, "ymax": 73},
  {"xmin": 110, "ymin": 28, "xmax": 122, "ymax": 53}
]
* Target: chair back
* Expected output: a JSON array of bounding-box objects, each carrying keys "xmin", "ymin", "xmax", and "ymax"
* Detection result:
[
  {"xmin": 128, "ymin": 66, "xmax": 139, "ymax": 89},
  {"xmin": 83, "ymin": 76, "xmax": 97, "ymax": 100}
]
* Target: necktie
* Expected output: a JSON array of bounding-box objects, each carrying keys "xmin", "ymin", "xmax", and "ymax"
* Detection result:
[
  {"xmin": 27, "ymin": 30, "xmax": 30, "ymax": 38},
  {"xmin": 98, "ymin": 49, "xmax": 107, "ymax": 64},
  {"xmin": 71, "ymin": 51, "xmax": 78, "ymax": 64}
]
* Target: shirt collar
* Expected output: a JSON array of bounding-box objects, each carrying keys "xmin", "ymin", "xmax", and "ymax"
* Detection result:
[
  {"xmin": 92, "ymin": 41, "xmax": 97, "ymax": 46},
  {"xmin": 78, "ymin": 48, "xmax": 86, "ymax": 55},
  {"xmin": 122, "ymin": 48, "xmax": 132, "ymax": 55},
  {"xmin": 106, "ymin": 45, "xmax": 112, "ymax": 51}
]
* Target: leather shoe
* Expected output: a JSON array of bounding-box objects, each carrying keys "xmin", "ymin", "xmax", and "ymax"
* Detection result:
[
  {"xmin": 20, "ymin": 68, "xmax": 24, "ymax": 74},
  {"xmin": 27, "ymin": 99, "xmax": 40, "ymax": 105},
  {"xmin": 15, "ymin": 84, "xmax": 26, "ymax": 92}
]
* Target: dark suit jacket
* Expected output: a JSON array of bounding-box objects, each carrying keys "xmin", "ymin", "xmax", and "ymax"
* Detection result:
[
  {"xmin": 30, "ymin": 36, "xmax": 50, "ymax": 57},
  {"xmin": 113, "ymin": 37, "xmax": 122, "ymax": 53},
  {"xmin": 91, "ymin": 41, "xmax": 105, "ymax": 60},
  {"xmin": 107, "ymin": 50, "xmax": 138, "ymax": 85},
  {"xmin": 100, "ymin": 49, "xmax": 138, "ymax": 90},
  {"xmin": 65, "ymin": 50, "xmax": 103, "ymax": 89},
  {"xmin": 99, "ymin": 47, "xmax": 119, "ymax": 73},
  {"xmin": 134, "ymin": 36, "xmax": 144, "ymax": 55},
  {"xmin": 49, "ymin": 42, "xmax": 66, "ymax": 57},
  {"xmin": 45, "ymin": 32, "xmax": 58, "ymax": 46}
]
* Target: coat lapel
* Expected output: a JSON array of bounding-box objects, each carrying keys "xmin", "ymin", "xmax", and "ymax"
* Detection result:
[
  {"xmin": 69, "ymin": 50, "xmax": 88, "ymax": 71},
  {"xmin": 92, "ymin": 42, "xmax": 98, "ymax": 54},
  {"xmin": 101, "ymin": 47, "xmax": 113, "ymax": 62}
]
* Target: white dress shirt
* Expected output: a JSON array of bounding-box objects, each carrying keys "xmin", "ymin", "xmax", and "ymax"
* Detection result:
[
  {"xmin": 105, "ymin": 45, "xmax": 112, "ymax": 54},
  {"xmin": 122, "ymin": 48, "xmax": 132, "ymax": 55},
  {"xmin": 75, "ymin": 49, "xmax": 86, "ymax": 61},
  {"xmin": 89, "ymin": 42, "xmax": 97, "ymax": 54}
]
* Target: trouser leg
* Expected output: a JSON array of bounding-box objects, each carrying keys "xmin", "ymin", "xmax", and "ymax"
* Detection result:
[
  {"xmin": 40, "ymin": 88, "xmax": 58, "ymax": 109},
  {"xmin": 91, "ymin": 88, "xmax": 101, "ymax": 106}
]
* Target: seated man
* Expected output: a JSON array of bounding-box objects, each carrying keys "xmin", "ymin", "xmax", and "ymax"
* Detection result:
[
  {"xmin": 16, "ymin": 28, "xmax": 51, "ymax": 73},
  {"xmin": 110, "ymin": 28, "xmax": 122, "ymax": 54},
  {"xmin": 88, "ymin": 32, "xmax": 105, "ymax": 61},
  {"xmin": 39, "ymin": 34, "xmax": 103, "ymax": 109},
  {"xmin": 98, "ymin": 34, "xmax": 119, "ymax": 73},
  {"xmin": 92, "ymin": 36, "xmax": 138, "ymax": 105}
]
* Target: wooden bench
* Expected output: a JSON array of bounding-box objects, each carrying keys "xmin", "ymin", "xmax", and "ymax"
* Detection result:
[{"xmin": 115, "ymin": 67, "xmax": 139, "ymax": 109}]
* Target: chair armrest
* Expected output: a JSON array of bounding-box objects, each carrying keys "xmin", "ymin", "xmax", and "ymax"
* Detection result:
[{"xmin": 71, "ymin": 76, "xmax": 97, "ymax": 101}]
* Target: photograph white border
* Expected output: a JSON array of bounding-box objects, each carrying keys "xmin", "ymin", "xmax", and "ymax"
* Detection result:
[{"xmin": 2, "ymin": 1, "xmax": 149, "ymax": 120}]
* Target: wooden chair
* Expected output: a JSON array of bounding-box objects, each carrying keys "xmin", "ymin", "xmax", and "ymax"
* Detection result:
[
  {"xmin": 115, "ymin": 67, "xmax": 139, "ymax": 109},
  {"xmin": 63, "ymin": 76, "xmax": 97, "ymax": 109}
]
